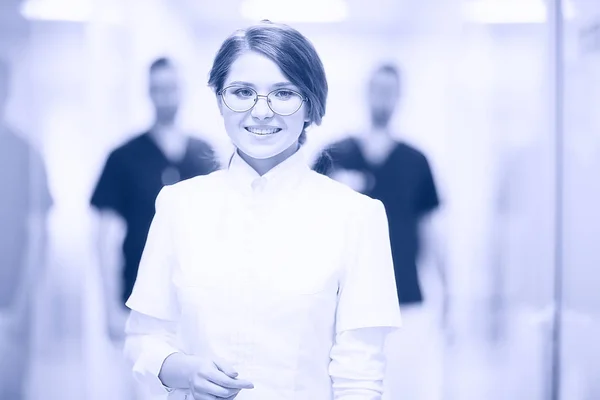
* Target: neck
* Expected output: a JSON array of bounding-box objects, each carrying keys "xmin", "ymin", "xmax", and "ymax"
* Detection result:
[
  {"xmin": 150, "ymin": 122, "xmax": 184, "ymax": 140},
  {"xmin": 239, "ymin": 141, "xmax": 300, "ymax": 176},
  {"xmin": 372, "ymin": 125, "xmax": 389, "ymax": 135},
  {"xmin": 363, "ymin": 125, "xmax": 392, "ymax": 142},
  {"xmin": 152, "ymin": 118, "xmax": 176, "ymax": 131},
  {"xmin": 370, "ymin": 118, "xmax": 390, "ymax": 131}
]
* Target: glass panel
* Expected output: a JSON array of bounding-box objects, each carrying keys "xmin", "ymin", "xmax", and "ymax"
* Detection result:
[
  {"xmin": 560, "ymin": 1, "xmax": 600, "ymax": 398},
  {"xmin": 437, "ymin": 2, "xmax": 557, "ymax": 399}
]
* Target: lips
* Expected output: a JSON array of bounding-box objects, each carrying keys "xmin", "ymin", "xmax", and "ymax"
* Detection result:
[{"xmin": 245, "ymin": 127, "xmax": 282, "ymax": 136}]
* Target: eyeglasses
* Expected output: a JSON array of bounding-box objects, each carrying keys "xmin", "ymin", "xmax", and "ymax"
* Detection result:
[{"xmin": 218, "ymin": 86, "xmax": 307, "ymax": 116}]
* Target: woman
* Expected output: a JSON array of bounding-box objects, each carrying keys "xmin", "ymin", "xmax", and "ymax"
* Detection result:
[{"xmin": 124, "ymin": 20, "xmax": 401, "ymax": 400}]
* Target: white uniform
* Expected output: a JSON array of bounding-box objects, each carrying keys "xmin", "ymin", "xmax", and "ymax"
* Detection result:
[{"xmin": 124, "ymin": 149, "xmax": 402, "ymax": 399}]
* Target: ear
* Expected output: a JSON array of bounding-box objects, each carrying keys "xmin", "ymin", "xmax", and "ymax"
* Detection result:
[{"xmin": 216, "ymin": 93, "xmax": 224, "ymax": 116}]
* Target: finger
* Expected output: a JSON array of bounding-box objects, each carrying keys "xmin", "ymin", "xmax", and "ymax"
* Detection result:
[
  {"xmin": 193, "ymin": 380, "xmax": 241, "ymax": 398},
  {"xmin": 192, "ymin": 393, "xmax": 217, "ymax": 400},
  {"xmin": 213, "ymin": 375, "xmax": 254, "ymax": 390},
  {"xmin": 212, "ymin": 358, "xmax": 238, "ymax": 378},
  {"xmin": 214, "ymin": 391, "xmax": 240, "ymax": 400},
  {"xmin": 220, "ymin": 390, "xmax": 241, "ymax": 400},
  {"xmin": 205, "ymin": 369, "xmax": 254, "ymax": 390}
]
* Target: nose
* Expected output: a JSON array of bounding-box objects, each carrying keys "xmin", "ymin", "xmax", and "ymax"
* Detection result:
[{"xmin": 251, "ymin": 96, "xmax": 274, "ymax": 120}]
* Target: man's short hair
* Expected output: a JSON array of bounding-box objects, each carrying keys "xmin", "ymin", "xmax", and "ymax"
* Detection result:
[{"xmin": 149, "ymin": 57, "xmax": 175, "ymax": 73}]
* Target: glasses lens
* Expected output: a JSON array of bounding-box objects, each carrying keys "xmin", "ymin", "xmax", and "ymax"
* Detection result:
[
  {"xmin": 267, "ymin": 89, "xmax": 303, "ymax": 115},
  {"xmin": 222, "ymin": 87, "xmax": 257, "ymax": 112}
]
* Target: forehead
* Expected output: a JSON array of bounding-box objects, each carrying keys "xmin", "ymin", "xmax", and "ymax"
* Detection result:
[
  {"xmin": 370, "ymin": 70, "xmax": 399, "ymax": 89},
  {"xmin": 150, "ymin": 66, "xmax": 178, "ymax": 85},
  {"xmin": 225, "ymin": 51, "xmax": 290, "ymax": 88}
]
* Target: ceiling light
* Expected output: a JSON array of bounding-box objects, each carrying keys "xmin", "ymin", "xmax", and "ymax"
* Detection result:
[
  {"xmin": 20, "ymin": 0, "xmax": 93, "ymax": 22},
  {"xmin": 240, "ymin": 0, "xmax": 349, "ymax": 23},
  {"xmin": 462, "ymin": 0, "xmax": 575, "ymax": 24}
]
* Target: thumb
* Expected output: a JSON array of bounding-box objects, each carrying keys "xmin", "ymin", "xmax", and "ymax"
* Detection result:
[{"xmin": 213, "ymin": 357, "xmax": 238, "ymax": 378}]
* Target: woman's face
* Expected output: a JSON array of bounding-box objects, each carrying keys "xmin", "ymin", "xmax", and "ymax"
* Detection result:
[{"xmin": 218, "ymin": 51, "xmax": 309, "ymax": 161}]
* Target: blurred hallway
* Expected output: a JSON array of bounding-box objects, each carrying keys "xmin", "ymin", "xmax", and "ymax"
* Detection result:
[{"xmin": 1, "ymin": 0, "xmax": 600, "ymax": 399}]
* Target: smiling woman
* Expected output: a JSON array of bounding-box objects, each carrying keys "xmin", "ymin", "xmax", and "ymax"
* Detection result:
[
  {"xmin": 123, "ymin": 20, "xmax": 401, "ymax": 400},
  {"xmin": 207, "ymin": 20, "xmax": 328, "ymax": 172},
  {"xmin": 213, "ymin": 52, "xmax": 310, "ymax": 167}
]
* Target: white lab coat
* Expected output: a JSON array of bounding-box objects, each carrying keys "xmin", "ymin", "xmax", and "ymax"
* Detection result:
[{"xmin": 124, "ymin": 149, "xmax": 402, "ymax": 399}]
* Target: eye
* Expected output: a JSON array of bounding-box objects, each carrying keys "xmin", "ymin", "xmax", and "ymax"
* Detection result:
[
  {"xmin": 273, "ymin": 90, "xmax": 295, "ymax": 100},
  {"xmin": 232, "ymin": 87, "xmax": 255, "ymax": 98}
]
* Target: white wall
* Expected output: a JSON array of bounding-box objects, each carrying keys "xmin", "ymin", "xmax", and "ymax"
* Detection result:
[{"xmin": 15, "ymin": 0, "xmax": 600, "ymax": 397}]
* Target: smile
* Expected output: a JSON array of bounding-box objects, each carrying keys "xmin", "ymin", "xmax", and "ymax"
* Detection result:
[{"xmin": 245, "ymin": 127, "xmax": 282, "ymax": 135}]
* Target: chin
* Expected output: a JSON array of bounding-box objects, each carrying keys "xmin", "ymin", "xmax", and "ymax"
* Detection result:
[
  {"xmin": 237, "ymin": 140, "xmax": 289, "ymax": 159},
  {"xmin": 242, "ymin": 148, "xmax": 283, "ymax": 161}
]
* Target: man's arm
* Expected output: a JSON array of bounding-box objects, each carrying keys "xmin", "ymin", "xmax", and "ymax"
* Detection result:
[
  {"xmin": 93, "ymin": 209, "xmax": 128, "ymax": 341},
  {"xmin": 419, "ymin": 209, "xmax": 448, "ymax": 290},
  {"xmin": 9, "ymin": 145, "xmax": 52, "ymax": 330},
  {"xmin": 415, "ymin": 153, "xmax": 450, "ymax": 335},
  {"xmin": 10, "ymin": 210, "xmax": 49, "ymax": 326},
  {"xmin": 418, "ymin": 208, "xmax": 452, "ymax": 339},
  {"xmin": 89, "ymin": 150, "xmax": 131, "ymax": 340}
]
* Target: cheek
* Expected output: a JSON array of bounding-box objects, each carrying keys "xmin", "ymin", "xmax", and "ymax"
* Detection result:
[
  {"xmin": 291, "ymin": 114, "xmax": 307, "ymax": 131},
  {"xmin": 371, "ymin": 99, "xmax": 388, "ymax": 111},
  {"xmin": 291, "ymin": 104, "xmax": 310, "ymax": 128},
  {"xmin": 222, "ymin": 111, "xmax": 245, "ymax": 134}
]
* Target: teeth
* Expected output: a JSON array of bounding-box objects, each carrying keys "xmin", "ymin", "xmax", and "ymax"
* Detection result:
[{"xmin": 246, "ymin": 127, "xmax": 280, "ymax": 135}]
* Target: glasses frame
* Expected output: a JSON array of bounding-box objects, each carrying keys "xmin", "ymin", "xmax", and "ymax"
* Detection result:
[{"xmin": 218, "ymin": 85, "xmax": 308, "ymax": 116}]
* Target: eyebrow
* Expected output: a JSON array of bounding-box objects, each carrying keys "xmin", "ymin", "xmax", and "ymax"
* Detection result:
[{"xmin": 227, "ymin": 81, "xmax": 296, "ymax": 89}]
